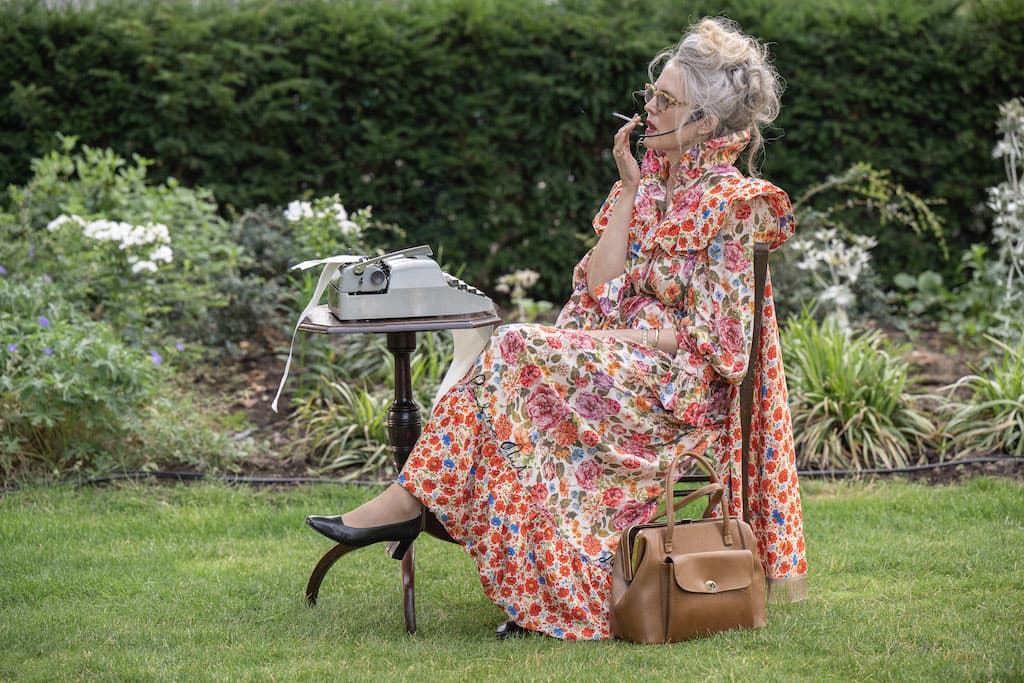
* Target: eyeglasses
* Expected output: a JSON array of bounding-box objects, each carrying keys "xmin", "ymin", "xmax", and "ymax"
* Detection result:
[{"xmin": 642, "ymin": 83, "xmax": 686, "ymax": 112}]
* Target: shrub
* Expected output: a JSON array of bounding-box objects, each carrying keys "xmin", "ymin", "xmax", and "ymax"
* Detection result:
[
  {"xmin": 0, "ymin": 278, "xmax": 258, "ymax": 483},
  {"xmin": 0, "ymin": 278, "xmax": 161, "ymax": 480},
  {"xmin": 940, "ymin": 337, "xmax": 1024, "ymax": 458},
  {"xmin": 781, "ymin": 312, "xmax": 937, "ymax": 471},
  {"xmin": 772, "ymin": 162, "xmax": 946, "ymax": 323},
  {"xmin": 884, "ymin": 98, "xmax": 1024, "ymax": 342},
  {"xmin": 0, "ymin": 135, "xmax": 241, "ymax": 347}
]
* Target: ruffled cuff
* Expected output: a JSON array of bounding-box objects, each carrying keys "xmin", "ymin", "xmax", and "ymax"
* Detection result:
[
  {"xmin": 656, "ymin": 351, "xmax": 716, "ymax": 426},
  {"xmin": 592, "ymin": 181, "xmax": 625, "ymax": 237},
  {"xmin": 589, "ymin": 270, "xmax": 632, "ymax": 319}
]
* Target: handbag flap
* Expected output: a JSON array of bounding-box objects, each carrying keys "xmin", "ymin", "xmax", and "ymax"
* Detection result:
[{"xmin": 671, "ymin": 550, "xmax": 755, "ymax": 593}]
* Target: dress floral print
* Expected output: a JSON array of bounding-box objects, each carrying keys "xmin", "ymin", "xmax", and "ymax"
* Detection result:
[{"xmin": 399, "ymin": 129, "xmax": 808, "ymax": 640}]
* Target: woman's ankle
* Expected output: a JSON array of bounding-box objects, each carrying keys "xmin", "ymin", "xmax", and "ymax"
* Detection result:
[{"xmin": 341, "ymin": 484, "xmax": 421, "ymax": 529}]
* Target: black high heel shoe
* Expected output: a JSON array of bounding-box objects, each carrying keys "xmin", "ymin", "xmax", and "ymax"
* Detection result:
[{"xmin": 305, "ymin": 511, "xmax": 425, "ymax": 560}]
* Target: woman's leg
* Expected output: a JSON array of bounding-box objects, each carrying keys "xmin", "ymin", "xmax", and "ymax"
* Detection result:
[{"xmin": 338, "ymin": 483, "xmax": 422, "ymax": 528}]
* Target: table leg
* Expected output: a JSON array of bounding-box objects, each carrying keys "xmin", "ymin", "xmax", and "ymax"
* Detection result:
[{"xmin": 386, "ymin": 331, "xmax": 421, "ymax": 635}]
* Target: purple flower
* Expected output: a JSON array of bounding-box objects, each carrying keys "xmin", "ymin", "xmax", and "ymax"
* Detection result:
[
  {"xmin": 575, "ymin": 392, "xmax": 611, "ymax": 421},
  {"xmin": 149, "ymin": 351, "xmax": 163, "ymax": 365},
  {"xmin": 42, "ymin": 274, "xmax": 53, "ymax": 284},
  {"xmin": 0, "ymin": 264, "xmax": 7, "ymax": 276},
  {"xmin": 592, "ymin": 372, "xmax": 615, "ymax": 391},
  {"xmin": 175, "ymin": 341, "xmax": 185, "ymax": 352},
  {"xmin": 44, "ymin": 348, "xmax": 53, "ymax": 356},
  {"xmin": 6, "ymin": 343, "xmax": 16, "ymax": 352},
  {"xmin": 28, "ymin": 245, "xmax": 35, "ymax": 259},
  {"xmin": 38, "ymin": 316, "xmax": 50, "ymax": 328}
]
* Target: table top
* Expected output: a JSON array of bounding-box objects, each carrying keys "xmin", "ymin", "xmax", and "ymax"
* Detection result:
[{"xmin": 298, "ymin": 304, "xmax": 502, "ymax": 335}]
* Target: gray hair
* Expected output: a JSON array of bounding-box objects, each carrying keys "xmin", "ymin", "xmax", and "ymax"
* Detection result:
[{"xmin": 649, "ymin": 17, "xmax": 783, "ymax": 174}]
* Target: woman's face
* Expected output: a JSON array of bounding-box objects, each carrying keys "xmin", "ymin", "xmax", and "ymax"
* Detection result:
[{"xmin": 642, "ymin": 62, "xmax": 710, "ymax": 155}]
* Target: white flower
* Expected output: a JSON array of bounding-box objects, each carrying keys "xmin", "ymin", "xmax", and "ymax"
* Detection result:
[
  {"xmin": 46, "ymin": 214, "xmax": 85, "ymax": 232},
  {"xmin": 330, "ymin": 203, "xmax": 348, "ymax": 222},
  {"xmin": 284, "ymin": 200, "xmax": 314, "ymax": 222},
  {"xmin": 145, "ymin": 222, "xmax": 171, "ymax": 244},
  {"xmin": 150, "ymin": 245, "xmax": 173, "ymax": 263},
  {"xmin": 131, "ymin": 260, "xmax": 158, "ymax": 274},
  {"xmin": 339, "ymin": 220, "xmax": 361, "ymax": 237}
]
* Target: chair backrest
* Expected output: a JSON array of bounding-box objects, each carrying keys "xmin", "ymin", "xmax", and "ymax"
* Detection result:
[
  {"xmin": 674, "ymin": 242, "xmax": 770, "ymax": 525},
  {"xmin": 738, "ymin": 242, "xmax": 771, "ymax": 522}
]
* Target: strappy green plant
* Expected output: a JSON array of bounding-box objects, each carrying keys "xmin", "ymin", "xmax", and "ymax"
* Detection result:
[
  {"xmin": 939, "ymin": 336, "xmax": 1024, "ymax": 457},
  {"xmin": 782, "ymin": 312, "xmax": 937, "ymax": 470},
  {"xmin": 292, "ymin": 377, "xmax": 393, "ymax": 480},
  {"xmin": 291, "ymin": 331, "xmax": 455, "ymax": 479}
]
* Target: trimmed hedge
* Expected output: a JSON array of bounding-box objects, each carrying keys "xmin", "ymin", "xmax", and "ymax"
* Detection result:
[{"xmin": 1, "ymin": 0, "xmax": 1022, "ymax": 299}]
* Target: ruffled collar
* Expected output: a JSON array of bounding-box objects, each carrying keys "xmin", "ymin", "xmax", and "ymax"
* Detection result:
[{"xmin": 636, "ymin": 129, "xmax": 752, "ymax": 213}]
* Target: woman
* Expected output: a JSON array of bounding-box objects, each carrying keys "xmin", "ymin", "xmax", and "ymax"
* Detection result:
[{"xmin": 306, "ymin": 16, "xmax": 808, "ymax": 640}]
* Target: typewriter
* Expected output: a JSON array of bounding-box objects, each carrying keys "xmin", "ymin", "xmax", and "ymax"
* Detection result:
[{"xmin": 326, "ymin": 245, "xmax": 497, "ymax": 321}]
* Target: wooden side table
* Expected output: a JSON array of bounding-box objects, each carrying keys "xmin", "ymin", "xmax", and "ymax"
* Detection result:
[{"xmin": 299, "ymin": 304, "xmax": 500, "ymax": 634}]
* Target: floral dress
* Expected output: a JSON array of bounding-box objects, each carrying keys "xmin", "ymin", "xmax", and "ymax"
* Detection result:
[{"xmin": 399, "ymin": 130, "xmax": 808, "ymax": 640}]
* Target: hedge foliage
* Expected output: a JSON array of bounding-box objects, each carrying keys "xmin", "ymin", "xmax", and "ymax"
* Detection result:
[{"xmin": 1, "ymin": 0, "xmax": 1022, "ymax": 299}]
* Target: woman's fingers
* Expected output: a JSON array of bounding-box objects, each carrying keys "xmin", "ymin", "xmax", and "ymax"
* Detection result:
[{"xmin": 613, "ymin": 115, "xmax": 642, "ymax": 187}]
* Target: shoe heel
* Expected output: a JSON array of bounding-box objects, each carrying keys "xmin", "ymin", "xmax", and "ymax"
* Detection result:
[{"xmin": 386, "ymin": 538, "xmax": 414, "ymax": 560}]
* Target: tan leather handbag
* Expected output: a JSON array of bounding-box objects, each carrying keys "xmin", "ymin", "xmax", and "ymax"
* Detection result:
[{"xmin": 609, "ymin": 453, "xmax": 767, "ymax": 643}]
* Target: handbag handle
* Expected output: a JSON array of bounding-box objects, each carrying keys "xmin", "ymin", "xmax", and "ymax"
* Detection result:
[{"xmin": 663, "ymin": 452, "xmax": 733, "ymax": 553}]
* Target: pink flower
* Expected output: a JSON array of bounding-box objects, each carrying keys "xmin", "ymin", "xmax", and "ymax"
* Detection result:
[
  {"xmin": 724, "ymin": 241, "xmax": 750, "ymax": 272},
  {"xmin": 575, "ymin": 460, "xmax": 601, "ymax": 491},
  {"xmin": 542, "ymin": 461, "xmax": 556, "ymax": 480},
  {"xmin": 499, "ymin": 329, "xmax": 526, "ymax": 364},
  {"xmin": 681, "ymin": 401, "xmax": 707, "ymax": 427},
  {"xmin": 640, "ymin": 151, "xmax": 664, "ymax": 175},
  {"xmin": 717, "ymin": 316, "xmax": 745, "ymax": 355},
  {"xmin": 526, "ymin": 384, "xmax": 569, "ymax": 430},
  {"xmin": 602, "ymin": 487, "xmax": 625, "ymax": 507},
  {"xmin": 564, "ymin": 331, "xmax": 595, "ymax": 349},
  {"xmin": 622, "ymin": 440, "xmax": 657, "ymax": 462},
  {"xmin": 621, "ymin": 297, "xmax": 648, "ymax": 321},
  {"xmin": 612, "ymin": 500, "xmax": 657, "ymax": 530},
  {"xmin": 634, "ymin": 192, "xmax": 655, "ymax": 218},
  {"xmin": 531, "ymin": 482, "xmax": 548, "ymax": 504},
  {"xmin": 575, "ymin": 392, "xmax": 610, "ymax": 421},
  {"xmin": 679, "ymin": 187, "xmax": 703, "ymax": 211},
  {"xmin": 519, "ymin": 364, "xmax": 542, "ymax": 387}
]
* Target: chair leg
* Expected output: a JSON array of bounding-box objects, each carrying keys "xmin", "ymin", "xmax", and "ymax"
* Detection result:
[
  {"xmin": 305, "ymin": 540, "xmax": 420, "ymax": 635},
  {"xmin": 305, "ymin": 543, "xmax": 358, "ymax": 606},
  {"xmin": 401, "ymin": 544, "xmax": 416, "ymax": 634}
]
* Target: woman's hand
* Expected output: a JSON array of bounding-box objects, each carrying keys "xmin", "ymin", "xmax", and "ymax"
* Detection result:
[{"xmin": 613, "ymin": 115, "xmax": 642, "ymax": 191}]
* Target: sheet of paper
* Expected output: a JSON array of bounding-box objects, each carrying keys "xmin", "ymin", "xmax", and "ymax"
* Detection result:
[{"xmin": 432, "ymin": 325, "xmax": 495, "ymax": 407}]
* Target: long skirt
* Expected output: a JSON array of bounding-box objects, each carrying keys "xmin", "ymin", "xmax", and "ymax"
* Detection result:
[{"xmin": 398, "ymin": 323, "xmax": 716, "ymax": 640}]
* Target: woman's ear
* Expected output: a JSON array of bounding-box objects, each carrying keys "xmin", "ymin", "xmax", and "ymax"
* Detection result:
[{"xmin": 700, "ymin": 114, "xmax": 719, "ymax": 136}]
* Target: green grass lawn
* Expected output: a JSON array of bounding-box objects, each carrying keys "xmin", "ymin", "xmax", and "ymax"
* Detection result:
[{"xmin": 1, "ymin": 477, "xmax": 1022, "ymax": 682}]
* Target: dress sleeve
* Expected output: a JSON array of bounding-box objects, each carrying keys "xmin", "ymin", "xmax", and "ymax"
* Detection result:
[
  {"xmin": 564, "ymin": 181, "xmax": 633, "ymax": 320},
  {"xmin": 657, "ymin": 196, "xmax": 777, "ymax": 425}
]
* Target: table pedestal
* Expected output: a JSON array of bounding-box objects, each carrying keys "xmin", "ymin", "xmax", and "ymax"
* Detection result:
[{"xmin": 301, "ymin": 309, "xmax": 493, "ymax": 634}]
